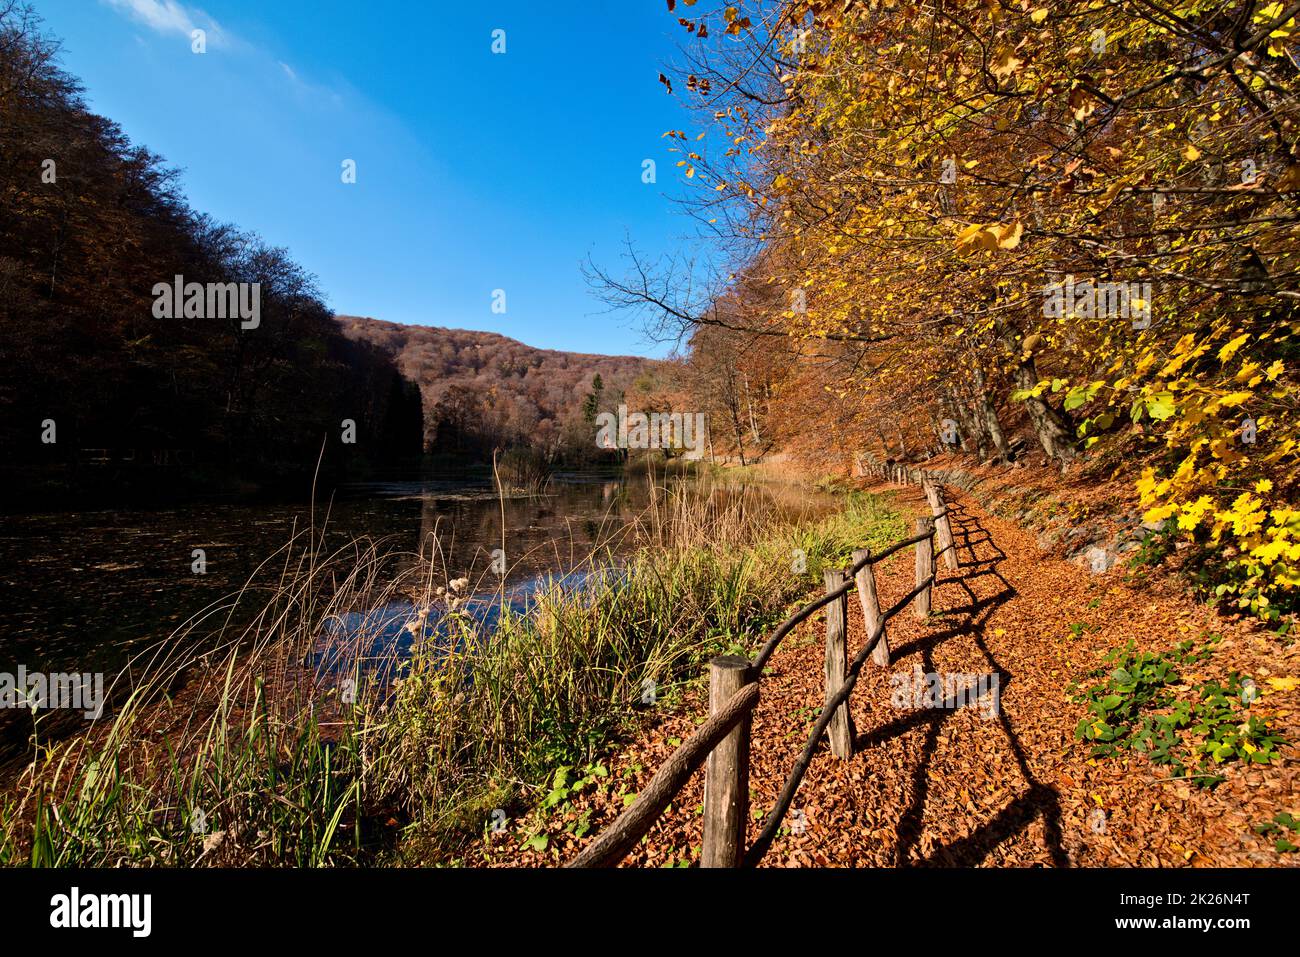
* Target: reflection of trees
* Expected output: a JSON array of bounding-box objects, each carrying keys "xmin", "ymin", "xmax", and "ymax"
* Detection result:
[{"xmin": 415, "ymin": 482, "xmax": 658, "ymax": 583}]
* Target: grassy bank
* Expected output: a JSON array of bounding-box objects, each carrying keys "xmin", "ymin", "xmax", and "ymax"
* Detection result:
[{"xmin": 0, "ymin": 480, "xmax": 903, "ymax": 866}]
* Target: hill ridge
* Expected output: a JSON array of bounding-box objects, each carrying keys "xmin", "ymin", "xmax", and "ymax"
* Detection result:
[{"xmin": 335, "ymin": 314, "xmax": 662, "ymax": 456}]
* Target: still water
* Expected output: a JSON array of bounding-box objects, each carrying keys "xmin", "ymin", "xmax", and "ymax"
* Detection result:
[{"xmin": 0, "ymin": 469, "xmax": 676, "ymax": 675}]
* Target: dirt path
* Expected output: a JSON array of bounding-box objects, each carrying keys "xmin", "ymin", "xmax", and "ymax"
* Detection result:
[{"xmin": 479, "ymin": 485, "xmax": 1299, "ymax": 867}]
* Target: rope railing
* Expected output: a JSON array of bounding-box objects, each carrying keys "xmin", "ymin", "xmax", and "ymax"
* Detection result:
[{"xmin": 565, "ymin": 474, "xmax": 959, "ymax": 868}]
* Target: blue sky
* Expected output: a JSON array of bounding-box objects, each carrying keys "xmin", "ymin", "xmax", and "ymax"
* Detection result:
[{"xmin": 32, "ymin": 0, "xmax": 704, "ymax": 357}]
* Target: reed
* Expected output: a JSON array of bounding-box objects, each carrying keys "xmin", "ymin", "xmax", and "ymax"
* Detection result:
[{"xmin": 0, "ymin": 480, "xmax": 902, "ymax": 866}]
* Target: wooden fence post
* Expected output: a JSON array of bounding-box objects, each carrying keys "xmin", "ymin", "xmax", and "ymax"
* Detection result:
[
  {"xmin": 851, "ymin": 549, "xmax": 891, "ymax": 667},
  {"xmin": 923, "ymin": 480, "xmax": 959, "ymax": 572},
  {"xmin": 914, "ymin": 517, "xmax": 934, "ymax": 618},
  {"xmin": 702, "ymin": 656, "xmax": 755, "ymax": 867},
  {"xmin": 822, "ymin": 570, "xmax": 855, "ymax": 759}
]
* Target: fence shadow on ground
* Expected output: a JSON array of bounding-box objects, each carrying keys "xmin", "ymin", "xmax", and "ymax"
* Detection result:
[
  {"xmin": 568, "ymin": 477, "xmax": 1069, "ymax": 868},
  {"xmin": 869, "ymin": 498, "xmax": 1068, "ymax": 867}
]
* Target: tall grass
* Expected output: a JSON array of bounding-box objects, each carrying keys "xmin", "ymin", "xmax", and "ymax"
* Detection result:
[
  {"xmin": 494, "ymin": 446, "xmax": 554, "ymax": 495},
  {"xmin": 0, "ymin": 479, "xmax": 902, "ymax": 866}
]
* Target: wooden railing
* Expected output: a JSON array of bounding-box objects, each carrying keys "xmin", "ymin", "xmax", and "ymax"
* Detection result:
[{"xmin": 567, "ymin": 476, "xmax": 958, "ymax": 868}]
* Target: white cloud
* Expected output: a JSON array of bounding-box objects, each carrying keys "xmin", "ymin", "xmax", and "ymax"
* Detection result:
[
  {"xmin": 104, "ymin": 0, "xmax": 344, "ymax": 106},
  {"xmin": 101, "ymin": 0, "xmax": 229, "ymax": 47}
]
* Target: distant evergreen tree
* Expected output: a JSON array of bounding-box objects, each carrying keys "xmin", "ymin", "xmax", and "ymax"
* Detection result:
[{"xmin": 581, "ymin": 374, "xmax": 605, "ymax": 425}]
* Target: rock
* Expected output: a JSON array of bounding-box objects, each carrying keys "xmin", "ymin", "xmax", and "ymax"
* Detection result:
[{"xmin": 1082, "ymin": 546, "xmax": 1117, "ymax": 574}]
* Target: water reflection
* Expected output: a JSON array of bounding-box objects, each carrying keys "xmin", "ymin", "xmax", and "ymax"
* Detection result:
[
  {"xmin": 0, "ymin": 471, "xmax": 640, "ymax": 674},
  {"xmin": 0, "ymin": 471, "xmax": 835, "ymax": 680},
  {"xmin": 307, "ymin": 567, "xmax": 601, "ymax": 685}
]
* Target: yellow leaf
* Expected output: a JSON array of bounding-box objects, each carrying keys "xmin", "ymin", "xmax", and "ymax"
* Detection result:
[
  {"xmin": 991, "ymin": 221, "xmax": 1024, "ymax": 249},
  {"xmin": 991, "ymin": 48, "xmax": 1023, "ymax": 79},
  {"xmin": 1218, "ymin": 333, "xmax": 1251, "ymax": 363},
  {"xmin": 1031, "ymin": 8, "xmax": 1049, "ymax": 23}
]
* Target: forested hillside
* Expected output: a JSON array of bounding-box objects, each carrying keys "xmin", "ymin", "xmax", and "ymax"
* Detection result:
[
  {"xmin": 0, "ymin": 6, "xmax": 423, "ymax": 506},
  {"xmin": 612, "ymin": 0, "xmax": 1300, "ymax": 621},
  {"xmin": 337, "ymin": 315, "xmax": 660, "ymax": 461}
]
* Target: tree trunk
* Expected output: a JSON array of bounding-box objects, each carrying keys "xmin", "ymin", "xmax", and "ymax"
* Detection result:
[
  {"xmin": 971, "ymin": 366, "xmax": 1010, "ymax": 462},
  {"xmin": 952, "ymin": 392, "xmax": 987, "ymax": 461},
  {"xmin": 729, "ymin": 396, "xmax": 747, "ymax": 466},
  {"xmin": 940, "ymin": 392, "xmax": 971, "ymax": 453},
  {"xmin": 1014, "ymin": 359, "xmax": 1075, "ymax": 463},
  {"xmin": 743, "ymin": 374, "xmax": 761, "ymax": 442}
]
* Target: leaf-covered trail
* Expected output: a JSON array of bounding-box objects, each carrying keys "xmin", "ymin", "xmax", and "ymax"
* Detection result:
[{"xmin": 480, "ymin": 486, "xmax": 1299, "ymax": 867}]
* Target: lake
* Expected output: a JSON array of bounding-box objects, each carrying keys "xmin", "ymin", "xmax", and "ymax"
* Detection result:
[
  {"xmin": 0, "ymin": 468, "xmax": 668, "ymax": 676},
  {"xmin": 0, "ymin": 468, "xmax": 835, "ymax": 681}
]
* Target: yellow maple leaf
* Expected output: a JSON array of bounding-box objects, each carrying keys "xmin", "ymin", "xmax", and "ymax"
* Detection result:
[{"xmin": 1218, "ymin": 333, "xmax": 1251, "ymax": 363}]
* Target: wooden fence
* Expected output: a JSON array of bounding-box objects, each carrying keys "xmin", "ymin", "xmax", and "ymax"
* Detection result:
[{"xmin": 567, "ymin": 475, "xmax": 958, "ymax": 868}]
